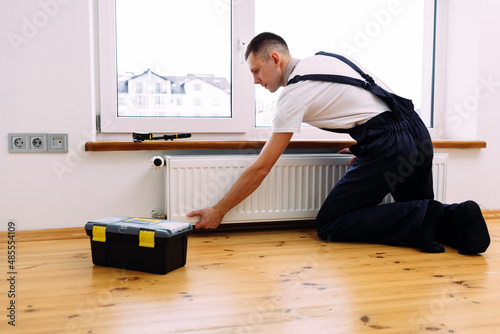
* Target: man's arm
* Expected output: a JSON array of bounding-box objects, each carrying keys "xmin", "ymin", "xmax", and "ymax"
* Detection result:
[{"xmin": 187, "ymin": 132, "xmax": 294, "ymax": 229}]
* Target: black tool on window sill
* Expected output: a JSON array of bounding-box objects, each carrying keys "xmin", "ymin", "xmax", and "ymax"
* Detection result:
[{"xmin": 133, "ymin": 132, "xmax": 191, "ymax": 142}]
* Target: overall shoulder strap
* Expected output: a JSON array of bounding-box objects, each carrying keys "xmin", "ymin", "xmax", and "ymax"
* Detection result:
[
  {"xmin": 286, "ymin": 52, "xmax": 412, "ymax": 121},
  {"xmin": 315, "ymin": 51, "xmax": 376, "ymax": 84},
  {"xmin": 287, "ymin": 74, "xmax": 370, "ymax": 89},
  {"xmin": 286, "ymin": 51, "xmax": 376, "ymax": 89}
]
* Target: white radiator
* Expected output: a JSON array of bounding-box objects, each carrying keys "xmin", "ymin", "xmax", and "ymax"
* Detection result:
[{"xmin": 165, "ymin": 153, "xmax": 447, "ymax": 224}]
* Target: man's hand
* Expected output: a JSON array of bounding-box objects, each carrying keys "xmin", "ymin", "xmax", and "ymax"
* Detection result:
[
  {"xmin": 338, "ymin": 148, "xmax": 357, "ymax": 166},
  {"xmin": 187, "ymin": 207, "xmax": 224, "ymax": 230}
]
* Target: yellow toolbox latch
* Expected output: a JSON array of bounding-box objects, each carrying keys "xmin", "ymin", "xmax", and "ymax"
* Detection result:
[
  {"xmin": 139, "ymin": 230, "xmax": 155, "ymax": 248},
  {"xmin": 92, "ymin": 225, "xmax": 107, "ymax": 242}
]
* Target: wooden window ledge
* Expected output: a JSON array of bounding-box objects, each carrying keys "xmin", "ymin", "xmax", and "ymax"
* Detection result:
[{"xmin": 85, "ymin": 140, "xmax": 486, "ymax": 152}]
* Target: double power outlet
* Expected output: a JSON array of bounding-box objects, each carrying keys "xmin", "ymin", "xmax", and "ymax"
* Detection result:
[{"xmin": 8, "ymin": 133, "xmax": 68, "ymax": 153}]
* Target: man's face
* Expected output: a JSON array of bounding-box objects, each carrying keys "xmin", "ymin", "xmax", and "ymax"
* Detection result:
[{"xmin": 247, "ymin": 52, "xmax": 283, "ymax": 93}]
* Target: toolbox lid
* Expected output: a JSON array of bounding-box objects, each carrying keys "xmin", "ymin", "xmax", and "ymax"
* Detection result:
[{"xmin": 85, "ymin": 217, "xmax": 193, "ymax": 240}]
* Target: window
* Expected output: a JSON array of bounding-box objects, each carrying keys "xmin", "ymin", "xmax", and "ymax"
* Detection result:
[
  {"xmin": 154, "ymin": 96, "xmax": 162, "ymax": 106},
  {"xmin": 98, "ymin": 0, "xmax": 248, "ymax": 133},
  {"xmin": 135, "ymin": 82, "xmax": 143, "ymax": 94},
  {"xmin": 97, "ymin": 0, "xmax": 437, "ymax": 135}
]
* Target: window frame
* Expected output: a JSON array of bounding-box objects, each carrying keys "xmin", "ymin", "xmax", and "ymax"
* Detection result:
[
  {"xmin": 97, "ymin": 0, "xmax": 440, "ymax": 139},
  {"xmin": 97, "ymin": 0, "xmax": 253, "ymax": 134}
]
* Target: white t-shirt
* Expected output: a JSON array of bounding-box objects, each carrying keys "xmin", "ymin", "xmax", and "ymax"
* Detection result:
[{"xmin": 273, "ymin": 55, "xmax": 392, "ymax": 133}]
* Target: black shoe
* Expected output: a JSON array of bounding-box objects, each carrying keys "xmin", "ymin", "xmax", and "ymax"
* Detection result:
[{"xmin": 458, "ymin": 201, "xmax": 490, "ymax": 255}]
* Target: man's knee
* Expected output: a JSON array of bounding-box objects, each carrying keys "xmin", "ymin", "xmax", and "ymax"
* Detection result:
[{"xmin": 315, "ymin": 212, "xmax": 343, "ymax": 242}]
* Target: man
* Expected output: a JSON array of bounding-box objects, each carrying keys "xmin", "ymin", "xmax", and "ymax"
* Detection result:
[{"xmin": 187, "ymin": 32, "xmax": 490, "ymax": 254}]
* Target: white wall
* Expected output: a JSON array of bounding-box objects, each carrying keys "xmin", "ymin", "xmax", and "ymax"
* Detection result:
[
  {"xmin": 0, "ymin": 0, "xmax": 164, "ymax": 231},
  {"xmin": 437, "ymin": 0, "xmax": 500, "ymax": 210},
  {"xmin": 0, "ymin": 0, "xmax": 499, "ymax": 231}
]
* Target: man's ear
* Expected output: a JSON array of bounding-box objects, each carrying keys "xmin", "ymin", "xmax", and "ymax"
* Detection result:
[{"xmin": 270, "ymin": 52, "xmax": 281, "ymax": 66}]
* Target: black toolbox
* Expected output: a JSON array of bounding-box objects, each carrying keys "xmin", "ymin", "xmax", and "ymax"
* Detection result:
[{"xmin": 85, "ymin": 217, "xmax": 193, "ymax": 274}]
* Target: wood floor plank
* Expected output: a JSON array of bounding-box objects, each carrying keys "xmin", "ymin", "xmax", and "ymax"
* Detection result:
[{"xmin": 1, "ymin": 219, "xmax": 499, "ymax": 333}]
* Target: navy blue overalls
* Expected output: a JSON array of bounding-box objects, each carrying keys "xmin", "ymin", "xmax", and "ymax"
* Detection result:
[{"xmin": 287, "ymin": 52, "xmax": 439, "ymax": 249}]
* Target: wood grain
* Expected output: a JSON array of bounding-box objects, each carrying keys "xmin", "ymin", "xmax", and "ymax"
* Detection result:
[
  {"xmin": 1, "ymin": 218, "xmax": 499, "ymax": 333},
  {"xmin": 85, "ymin": 140, "xmax": 486, "ymax": 152}
]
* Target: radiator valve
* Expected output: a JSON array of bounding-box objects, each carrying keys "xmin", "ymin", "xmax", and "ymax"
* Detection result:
[
  {"xmin": 151, "ymin": 155, "xmax": 164, "ymax": 170},
  {"xmin": 151, "ymin": 210, "xmax": 167, "ymax": 219}
]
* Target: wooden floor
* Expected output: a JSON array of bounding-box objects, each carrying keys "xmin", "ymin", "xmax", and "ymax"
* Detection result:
[{"xmin": 1, "ymin": 216, "xmax": 500, "ymax": 334}]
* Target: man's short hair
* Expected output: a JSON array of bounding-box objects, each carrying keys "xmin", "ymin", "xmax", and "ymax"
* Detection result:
[{"xmin": 245, "ymin": 32, "xmax": 290, "ymax": 61}]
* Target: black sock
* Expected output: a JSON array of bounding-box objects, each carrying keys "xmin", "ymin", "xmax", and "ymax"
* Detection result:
[{"xmin": 421, "ymin": 200, "xmax": 445, "ymax": 253}]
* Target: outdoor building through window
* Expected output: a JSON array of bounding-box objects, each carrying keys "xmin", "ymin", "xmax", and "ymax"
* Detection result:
[{"xmin": 115, "ymin": 0, "xmax": 231, "ymax": 118}]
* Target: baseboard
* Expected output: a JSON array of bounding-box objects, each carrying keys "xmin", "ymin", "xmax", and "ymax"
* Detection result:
[
  {"xmin": 9, "ymin": 221, "xmax": 317, "ymax": 242},
  {"xmin": 13, "ymin": 227, "xmax": 87, "ymax": 242},
  {"xmin": 481, "ymin": 209, "xmax": 500, "ymax": 220},
  {"xmin": 3, "ymin": 211, "xmax": 498, "ymax": 242}
]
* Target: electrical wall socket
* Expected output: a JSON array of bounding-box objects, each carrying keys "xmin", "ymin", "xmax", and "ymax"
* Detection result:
[
  {"xmin": 9, "ymin": 134, "xmax": 28, "ymax": 152},
  {"xmin": 29, "ymin": 134, "xmax": 47, "ymax": 152},
  {"xmin": 8, "ymin": 133, "xmax": 68, "ymax": 153}
]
